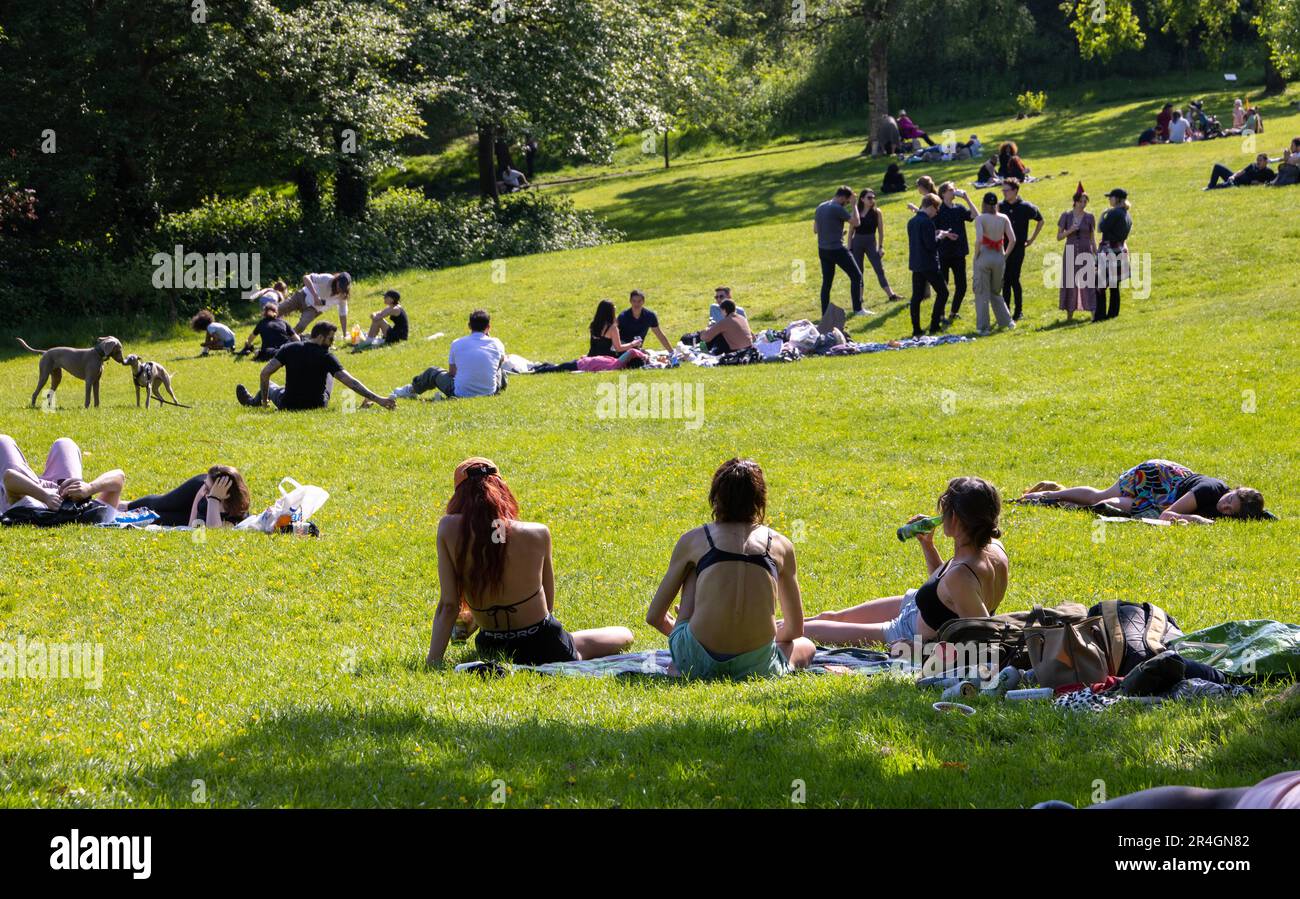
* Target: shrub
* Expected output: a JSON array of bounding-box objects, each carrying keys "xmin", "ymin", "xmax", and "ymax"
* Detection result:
[
  {"xmin": 1015, "ymin": 90, "xmax": 1048, "ymax": 118},
  {"xmin": 1, "ymin": 190, "xmax": 620, "ymax": 326}
]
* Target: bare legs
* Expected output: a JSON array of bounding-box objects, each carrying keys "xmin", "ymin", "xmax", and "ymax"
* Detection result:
[
  {"xmin": 571, "ymin": 626, "xmax": 635, "ymax": 660},
  {"xmin": 1022, "ymin": 479, "xmax": 1132, "ymax": 510},
  {"xmin": 797, "ymin": 595, "xmax": 905, "ymax": 646},
  {"xmin": 365, "ymin": 318, "xmax": 391, "ymax": 341},
  {"xmin": 777, "ymin": 636, "xmax": 817, "ymax": 668}
]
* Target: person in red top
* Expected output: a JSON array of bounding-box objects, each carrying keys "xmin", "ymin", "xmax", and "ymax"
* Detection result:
[{"xmin": 1155, "ymin": 102, "xmax": 1173, "ymax": 141}]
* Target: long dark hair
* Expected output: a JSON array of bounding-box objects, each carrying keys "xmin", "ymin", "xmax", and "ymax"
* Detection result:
[
  {"xmin": 589, "ymin": 299, "xmax": 616, "ymax": 338},
  {"xmin": 446, "ymin": 458, "xmax": 520, "ymax": 602},
  {"xmin": 208, "ymin": 464, "xmax": 251, "ymax": 519},
  {"xmin": 938, "ymin": 476, "xmax": 1002, "ymax": 547}
]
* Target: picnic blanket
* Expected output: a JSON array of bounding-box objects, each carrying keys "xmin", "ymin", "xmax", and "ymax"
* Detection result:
[
  {"xmin": 972, "ymin": 175, "xmax": 1041, "ymax": 189},
  {"xmin": 455, "ymin": 646, "xmax": 906, "ymax": 678}
]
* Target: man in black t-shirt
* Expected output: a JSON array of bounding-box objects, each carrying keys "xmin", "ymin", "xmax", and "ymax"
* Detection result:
[
  {"xmin": 235, "ymin": 322, "xmax": 395, "ymax": 410},
  {"xmin": 617, "ymin": 289, "xmax": 673, "ymax": 352},
  {"xmin": 997, "ymin": 178, "xmax": 1044, "ymax": 320},
  {"xmin": 238, "ymin": 302, "xmax": 300, "ymax": 362}
]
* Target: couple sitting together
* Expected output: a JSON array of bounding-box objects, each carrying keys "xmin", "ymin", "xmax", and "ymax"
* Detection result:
[
  {"xmin": 424, "ymin": 456, "xmax": 1008, "ymax": 678},
  {"xmin": 1, "ymin": 434, "xmax": 251, "ymax": 528}
]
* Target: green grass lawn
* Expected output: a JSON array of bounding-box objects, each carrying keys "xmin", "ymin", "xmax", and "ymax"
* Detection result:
[{"xmin": 2, "ymin": 84, "xmax": 1299, "ymax": 808}]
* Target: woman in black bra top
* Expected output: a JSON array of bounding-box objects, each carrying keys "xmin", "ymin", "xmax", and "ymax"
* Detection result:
[
  {"xmin": 588, "ymin": 299, "xmax": 642, "ymax": 358},
  {"xmin": 647, "ymin": 458, "xmax": 816, "ymax": 679},
  {"xmin": 802, "ymin": 476, "xmax": 1010, "ymax": 649},
  {"xmin": 425, "ymin": 457, "xmax": 633, "ymax": 667}
]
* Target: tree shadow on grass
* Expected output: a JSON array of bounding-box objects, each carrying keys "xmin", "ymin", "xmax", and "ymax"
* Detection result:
[{"xmin": 126, "ymin": 682, "xmax": 1300, "ymax": 808}]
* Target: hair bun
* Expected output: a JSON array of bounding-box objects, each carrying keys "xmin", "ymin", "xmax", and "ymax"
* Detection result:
[{"xmin": 990, "ymin": 526, "xmax": 1002, "ymax": 539}]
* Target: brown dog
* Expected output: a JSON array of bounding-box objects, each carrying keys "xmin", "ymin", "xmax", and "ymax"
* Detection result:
[
  {"xmin": 124, "ymin": 354, "xmax": 190, "ymax": 408},
  {"xmin": 17, "ymin": 336, "xmax": 125, "ymax": 408}
]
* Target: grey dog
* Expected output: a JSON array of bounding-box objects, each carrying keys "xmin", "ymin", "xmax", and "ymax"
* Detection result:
[
  {"xmin": 124, "ymin": 354, "xmax": 190, "ymax": 408},
  {"xmin": 17, "ymin": 336, "xmax": 126, "ymax": 408}
]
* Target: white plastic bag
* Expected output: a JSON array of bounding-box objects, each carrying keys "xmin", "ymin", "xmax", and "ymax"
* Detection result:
[{"xmin": 235, "ymin": 477, "xmax": 330, "ymax": 533}]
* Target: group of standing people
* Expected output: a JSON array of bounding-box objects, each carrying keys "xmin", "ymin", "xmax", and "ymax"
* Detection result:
[{"xmin": 815, "ymin": 170, "xmax": 1134, "ymax": 335}]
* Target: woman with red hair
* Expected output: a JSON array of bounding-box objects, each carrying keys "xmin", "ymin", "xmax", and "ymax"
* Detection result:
[{"xmin": 425, "ymin": 457, "xmax": 634, "ymax": 666}]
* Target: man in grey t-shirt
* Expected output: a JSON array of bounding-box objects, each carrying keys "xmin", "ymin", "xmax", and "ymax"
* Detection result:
[{"xmin": 813, "ymin": 186, "xmax": 864, "ymax": 315}]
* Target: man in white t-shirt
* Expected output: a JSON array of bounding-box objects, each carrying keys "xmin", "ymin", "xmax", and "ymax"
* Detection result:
[
  {"xmin": 1167, "ymin": 111, "xmax": 1191, "ymax": 144},
  {"xmin": 386, "ymin": 309, "xmax": 506, "ymax": 401},
  {"xmin": 277, "ymin": 272, "xmax": 352, "ymax": 335}
]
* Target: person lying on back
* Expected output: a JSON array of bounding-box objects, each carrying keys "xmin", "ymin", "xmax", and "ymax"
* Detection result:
[{"xmin": 647, "ymin": 458, "xmax": 815, "ymax": 679}]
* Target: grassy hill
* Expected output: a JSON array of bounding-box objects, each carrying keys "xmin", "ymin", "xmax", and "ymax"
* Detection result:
[{"xmin": 1, "ymin": 84, "xmax": 1298, "ymax": 808}]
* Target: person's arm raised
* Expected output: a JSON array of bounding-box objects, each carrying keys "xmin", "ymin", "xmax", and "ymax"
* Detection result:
[
  {"xmin": 427, "ymin": 518, "xmax": 462, "ymax": 666},
  {"xmin": 646, "ymin": 533, "xmax": 693, "ymax": 637},
  {"xmin": 909, "ymin": 514, "xmax": 943, "ymax": 574}
]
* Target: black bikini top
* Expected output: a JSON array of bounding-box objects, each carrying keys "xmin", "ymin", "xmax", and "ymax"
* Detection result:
[
  {"xmin": 914, "ymin": 560, "xmax": 979, "ymax": 631},
  {"xmin": 697, "ymin": 525, "xmax": 779, "ymax": 581},
  {"xmin": 470, "ymin": 588, "xmax": 540, "ymax": 631}
]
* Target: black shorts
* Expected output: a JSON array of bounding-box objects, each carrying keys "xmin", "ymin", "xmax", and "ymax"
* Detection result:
[{"xmin": 475, "ymin": 615, "xmax": 578, "ymax": 665}]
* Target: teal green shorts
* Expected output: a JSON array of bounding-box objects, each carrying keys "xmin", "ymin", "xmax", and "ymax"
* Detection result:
[{"xmin": 669, "ymin": 620, "xmax": 792, "ymax": 680}]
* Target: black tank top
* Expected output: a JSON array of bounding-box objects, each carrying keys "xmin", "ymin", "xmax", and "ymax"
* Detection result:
[
  {"xmin": 854, "ymin": 207, "xmax": 880, "ymax": 239},
  {"xmin": 589, "ymin": 334, "xmax": 615, "ymax": 357},
  {"xmin": 914, "ymin": 559, "xmax": 978, "ymax": 630},
  {"xmin": 696, "ymin": 525, "xmax": 779, "ymax": 581}
]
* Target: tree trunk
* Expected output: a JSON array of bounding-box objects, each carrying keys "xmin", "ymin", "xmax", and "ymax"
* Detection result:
[
  {"xmin": 477, "ymin": 122, "xmax": 500, "ymax": 202},
  {"xmin": 1264, "ymin": 54, "xmax": 1286, "ymax": 94},
  {"xmin": 494, "ymin": 138, "xmax": 514, "ymax": 173},
  {"xmin": 865, "ymin": 34, "xmax": 889, "ymax": 156},
  {"xmin": 294, "ymin": 165, "xmax": 321, "ymax": 219},
  {"xmin": 663, "ymin": 127, "xmax": 670, "ymax": 168},
  {"xmin": 334, "ymin": 156, "xmax": 368, "ymax": 219}
]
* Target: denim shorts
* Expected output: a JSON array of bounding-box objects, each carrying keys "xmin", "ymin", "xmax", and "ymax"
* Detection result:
[{"xmin": 883, "ymin": 589, "xmax": 921, "ymax": 643}]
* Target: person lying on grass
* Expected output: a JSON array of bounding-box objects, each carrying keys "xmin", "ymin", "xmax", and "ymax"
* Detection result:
[
  {"xmin": 426, "ymin": 457, "xmax": 633, "ymax": 667},
  {"xmin": 1020, "ymin": 460, "xmax": 1268, "ymax": 523},
  {"xmin": 120, "ymin": 465, "xmax": 251, "ymax": 528},
  {"xmin": 235, "ymin": 322, "xmax": 395, "ymax": 410},
  {"xmin": 646, "ymin": 457, "xmax": 815, "ymax": 678},
  {"xmin": 0, "ymin": 435, "xmax": 124, "ymax": 513},
  {"xmin": 191, "ymin": 309, "xmax": 237, "ymax": 356},
  {"xmin": 798, "ymin": 477, "xmax": 1008, "ymax": 651},
  {"xmin": 1034, "ymin": 768, "xmax": 1300, "ymax": 809}
]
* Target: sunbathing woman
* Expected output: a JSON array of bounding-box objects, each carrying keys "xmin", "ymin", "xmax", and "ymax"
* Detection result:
[
  {"xmin": 647, "ymin": 458, "xmax": 815, "ymax": 678},
  {"xmin": 1020, "ymin": 460, "xmax": 1268, "ymax": 522},
  {"xmin": 122, "ymin": 466, "xmax": 251, "ymax": 528},
  {"xmin": 426, "ymin": 458, "xmax": 633, "ymax": 667},
  {"xmin": 801, "ymin": 477, "xmax": 1008, "ymax": 649}
]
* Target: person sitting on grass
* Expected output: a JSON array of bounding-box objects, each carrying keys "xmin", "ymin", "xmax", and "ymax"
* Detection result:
[
  {"xmin": 121, "ymin": 466, "xmax": 251, "ymax": 528},
  {"xmin": 383, "ymin": 308, "xmax": 505, "ymax": 402},
  {"xmin": 1206, "ymin": 153, "xmax": 1276, "ymax": 189},
  {"xmin": 699, "ymin": 298, "xmax": 753, "ymax": 354},
  {"xmin": 647, "ymin": 457, "xmax": 815, "ymax": 679},
  {"xmin": 235, "ymin": 322, "xmax": 395, "ymax": 410},
  {"xmin": 897, "ymin": 109, "xmax": 936, "ymax": 148},
  {"xmin": 589, "ymin": 298, "xmax": 643, "ymax": 358},
  {"xmin": 355, "ymin": 289, "xmax": 409, "ymax": 349},
  {"xmin": 425, "ymin": 457, "xmax": 634, "ymax": 667},
  {"xmin": 1, "ymin": 435, "xmax": 124, "ymax": 514},
  {"xmin": 237, "ymin": 302, "xmax": 299, "ymax": 362},
  {"xmin": 975, "ymin": 155, "xmax": 1000, "ymax": 185},
  {"xmin": 880, "ymin": 163, "xmax": 907, "ymax": 194},
  {"xmin": 191, "ymin": 309, "xmax": 237, "ymax": 356},
  {"xmin": 1268, "ymin": 136, "xmax": 1300, "ymax": 187},
  {"xmin": 708, "ymin": 286, "xmax": 746, "ymax": 323},
  {"xmin": 618, "ymin": 289, "xmax": 674, "ymax": 352},
  {"xmin": 1020, "ymin": 460, "xmax": 1269, "ymax": 522},
  {"xmin": 997, "ymin": 141, "xmax": 1028, "ymax": 180},
  {"xmin": 800, "ymin": 477, "xmax": 1008, "ymax": 651}
]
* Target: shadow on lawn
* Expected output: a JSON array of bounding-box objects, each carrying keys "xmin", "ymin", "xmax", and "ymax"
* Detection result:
[{"xmin": 127, "ymin": 682, "xmax": 1299, "ymax": 808}]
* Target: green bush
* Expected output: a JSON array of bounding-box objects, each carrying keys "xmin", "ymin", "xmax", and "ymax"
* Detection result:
[
  {"xmin": 1, "ymin": 190, "xmax": 620, "ymax": 326},
  {"xmin": 1015, "ymin": 90, "xmax": 1049, "ymax": 118}
]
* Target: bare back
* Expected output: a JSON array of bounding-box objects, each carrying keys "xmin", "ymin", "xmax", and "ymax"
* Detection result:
[
  {"xmin": 974, "ymin": 212, "xmax": 1011, "ymax": 255},
  {"xmin": 437, "ymin": 515, "xmax": 553, "ymax": 632},
  {"xmin": 678, "ymin": 523, "xmax": 795, "ymax": 654}
]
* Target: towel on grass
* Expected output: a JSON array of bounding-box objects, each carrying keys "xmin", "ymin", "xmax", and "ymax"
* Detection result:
[{"xmin": 455, "ymin": 646, "xmax": 904, "ymax": 678}]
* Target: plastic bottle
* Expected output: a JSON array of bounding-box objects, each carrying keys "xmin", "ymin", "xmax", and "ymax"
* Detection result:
[{"xmin": 897, "ymin": 515, "xmax": 944, "ymax": 541}]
